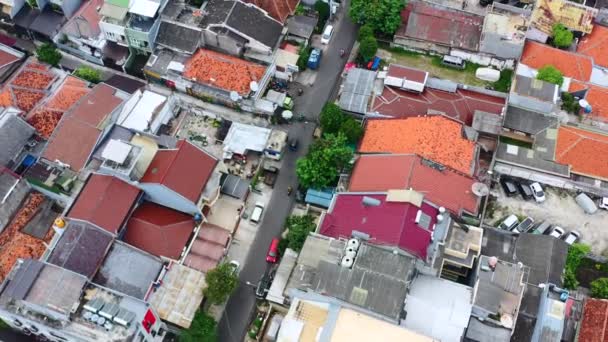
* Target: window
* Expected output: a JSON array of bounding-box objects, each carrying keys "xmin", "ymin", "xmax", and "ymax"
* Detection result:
[{"xmin": 49, "ymin": 332, "xmax": 67, "ymax": 341}]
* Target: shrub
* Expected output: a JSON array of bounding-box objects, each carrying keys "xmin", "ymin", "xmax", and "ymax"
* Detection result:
[
  {"xmin": 552, "ymin": 23, "xmax": 574, "ymax": 48},
  {"xmin": 591, "ymin": 278, "xmax": 608, "ymax": 299},
  {"xmin": 537, "ymin": 65, "xmax": 564, "ymax": 86},
  {"xmin": 358, "ymin": 25, "xmax": 374, "ymax": 42},
  {"xmin": 564, "ymin": 243, "xmax": 591, "ymax": 289},
  {"xmin": 36, "ymin": 43, "xmax": 62, "ymax": 67},
  {"xmin": 359, "ymin": 35, "xmax": 378, "ymax": 61},
  {"xmin": 179, "ymin": 311, "xmax": 217, "ymax": 342},
  {"xmin": 73, "ymin": 66, "xmax": 101, "ymax": 83}
]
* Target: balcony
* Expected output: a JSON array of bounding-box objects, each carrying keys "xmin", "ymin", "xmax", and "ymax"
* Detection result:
[{"xmin": 128, "ymin": 14, "xmax": 155, "ymax": 32}]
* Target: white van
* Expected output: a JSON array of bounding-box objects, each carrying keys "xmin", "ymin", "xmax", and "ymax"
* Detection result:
[
  {"xmin": 321, "ymin": 25, "xmax": 334, "ymax": 45},
  {"xmin": 250, "ymin": 202, "xmax": 265, "ymax": 224}
]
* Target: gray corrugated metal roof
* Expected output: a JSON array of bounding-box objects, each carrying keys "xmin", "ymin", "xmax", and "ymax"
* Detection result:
[
  {"xmin": 513, "ymin": 75, "xmax": 558, "ymax": 103},
  {"xmin": 286, "ymin": 15, "xmax": 317, "ymax": 39},
  {"xmin": 426, "ymin": 77, "xmax": 457, "ymax": 92},
  {"xmin": 472, "ymin": 110, "xmax": 502, "ymax": 135},
  {"xmin": 339, "ymin": 68, "xmax": 376, "ymax": 114},
  {"xmin": 0, "ymin": 111, "xmax": 35, "ymax": 167},
  {"xmin": 503, "ymin": 106, "xmax": 557, "ymax": 135}
]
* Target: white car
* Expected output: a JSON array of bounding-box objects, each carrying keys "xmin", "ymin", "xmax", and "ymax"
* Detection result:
[
  {"xmin": 600, "ymin": 197, "xmax": 608, "ymax": 210},
  {"xmin": 563, "ymin": 231, "xmax": 581, "ymax": 245},
  {"xmin": 321, "ymin": 25, "xmax": 334, "ymax": 44},
  {"xmin": 499, "ymin": 214, "xmax": 519, "ymax": 231},
  {"xmin": 530, "ymin": 182, "xmax": 546, "ymax": 203},
  {"xmin": 250, "ymin": 202, "xmax": 265, "ymax": 224},
  {"xmin": 549, "ymin": 226, "xmax": 565, "ymax": 239}
]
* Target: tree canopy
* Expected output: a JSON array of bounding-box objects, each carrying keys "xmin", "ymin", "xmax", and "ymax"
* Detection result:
[
  {"xmin": 536, "ymin": 65, "xmax": 564, "ymax": 86},
  {"xmin": 36, "ymin": 43, "xmax": 62, "ymax": 67},
  {"xmin": 551, "ymin": 23, "xmax": 574, "ymax": 49},
  {"xmin": 284, "ymin": 215, "xmax": 317, "ymax": 252},
  {"xmin": 74, "ymin": 66, "xmax": 101, "ymax": 83},
  {"xmin": 179, "ymin": 311, "xmax": 217, "ymax": 342},
  {"xmin": 564, "ymin": 243, "xmax": 591, "ymax": 289},
  {"xmin": 319, "ymin": 103, "xmax": 363, "ymax": 143},
  {"xmin": 296, "ymin": 133, "xmax": 353, "ymax": 189},
  {"xmin": 358, "ymin": 24, "xmax": 374, "ymax": 42},
  {"xmin": 359, "ymin": 35, "xmax": 378, "ymax": 61},
  {"xmin": 349, "ymin": 0, "xmax": 405, "ymax": 35},
  {"xmin": 314, "ymin": 0, "xmax": 330, "ymax": 30},
  {"xmin": 203, "ymin": 263, "xmax": 238, "ymax": 305}
]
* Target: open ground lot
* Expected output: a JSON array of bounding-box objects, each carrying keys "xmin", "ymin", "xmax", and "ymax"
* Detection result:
[{"xmin": 487, "ymin": 186, "xmax": 608, "ymax": 253}]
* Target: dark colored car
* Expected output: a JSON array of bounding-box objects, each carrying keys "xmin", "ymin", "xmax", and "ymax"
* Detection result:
[
  {"xmin": 516, "ymin": 182, "xmax": 534, "ymax": 200},
  {"xmin": 266, "ymin": 238, "xmax": 280, "ymax": 263},
  {"xmin": 515, "ymin": 217, "xmax": 535, "ymax": 234},
  {"xmin": 499, "ymin": 177, "xmax": 518, "ymax": 197},
  {"xmin": 288, "ymin": 138, "xmax": 298, "ymax": 151}
]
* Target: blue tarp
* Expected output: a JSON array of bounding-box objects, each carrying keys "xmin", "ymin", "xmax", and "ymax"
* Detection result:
[{"xmin": 305, "ymin": 189, "xmax": 334, "ymax": 208}]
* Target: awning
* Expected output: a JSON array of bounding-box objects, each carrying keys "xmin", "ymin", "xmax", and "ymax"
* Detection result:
[
  {"xmin": 305, "ymin": 189, "xmax": 334, "ymax": 208},
  {"xmin": 100, "ymin": 3, "xmax": 128, "ymax": 20}
]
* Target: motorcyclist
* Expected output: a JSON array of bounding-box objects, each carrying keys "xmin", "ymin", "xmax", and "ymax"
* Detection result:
[
  {"xmin": 340, "ymin": 48, "xmax": 345, "ymax": 57},
  {"xmin": 287, "ymin": 186, "xmax": 293, "ymax": 195}
]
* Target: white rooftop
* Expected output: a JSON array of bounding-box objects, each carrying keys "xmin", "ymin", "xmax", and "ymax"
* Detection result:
[
  {"xmin": 129, "ymin": 0, "xmax": 160, "ymax": 17},
  {"xmin": 102, "ymin": 140, "xmax": 133, "ymax": 164},
  {"xmin": 223, "ymin": 122, "xmax": 271, "ymax": 157},
  {"xmin": 117, "ymin": 90, "xmax": 168, "ymax": 133}
]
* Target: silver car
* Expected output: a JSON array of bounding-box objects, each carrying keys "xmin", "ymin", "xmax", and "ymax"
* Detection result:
[{"xmin": 530, "ymin": 182, "xmax": 546, "ymax": 203}]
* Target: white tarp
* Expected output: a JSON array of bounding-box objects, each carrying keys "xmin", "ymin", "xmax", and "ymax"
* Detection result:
[
  {"xmin": 223, "ymin": 122, "xmax": 271, "ymax": 158},
  {"xmin": 475, "ymin": 68, "xmax": 501, "ymax": 82},
  {"xmin": 117, "ymin": 90, "xmax": 168, "ymax": 133}
]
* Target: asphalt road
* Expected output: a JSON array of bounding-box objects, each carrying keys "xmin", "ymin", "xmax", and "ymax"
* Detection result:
[{"xmin": 217, "ymin": 3, "xmax": 358, "ymax": 342}]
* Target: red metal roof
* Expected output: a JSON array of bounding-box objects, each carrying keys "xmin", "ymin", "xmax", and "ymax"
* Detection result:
[
  {"xmin": 67, "ymin": 174, "xmax": 141, "ymax": 234},
  {"xmin": 141, "ymin": 140, "xmax": 218, "ymax": 203},
  {"xmin": 387, "ymin": 64, "xmax": 427, "ymax": 83},
  {"xmin": 243, "ymin": 0, "xmax": 298, "ymax": 23},
  {"xmin": 349, "ymin": 154, "xmax": 479, "ymax": 215},
  {"xmin": 319, "ymin": 193, "xmax": 438, "ymax": 259},
  {"xmin": 124, "ymin": 202, "xmax": 195, "ymax": 260}
]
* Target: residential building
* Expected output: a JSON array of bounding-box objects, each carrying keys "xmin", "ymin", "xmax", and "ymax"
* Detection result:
[
  {"xmin": 319, "ymin": 191, "xmax": 447, "ymax": 262},
  {"xmin": 519, "ymin": 41, "xmax": 594, "ymax": 84},
  {"xmin": 528, "ymin": 284, "xmax": 569, "ymax": 342},
  {"xmin": 66, "ymin": 173, "xmax": 142, "ymax": 235},
  {"xmin": 479, "ymin": 3, "xmax": 530, "ymax": 60},
  {"xmin": 0, "ymin": 166, "xmax": 30, "ymax": 232},
  {"xmin": 358, "ymin": 116, "xmax": 478, "ymax": 176},
  {"xmin": 0, "ymin": 109, "xmax": 35, "ymax": 169},
  {"xmin": 182, "ymin": 222, "xmax": 230, "ymax": 272},
  {"xmin": 371, "ymin": 70, "xmax": 506, "ymax": 125},
  {"xmin": 348, "ymin": 154, "xmax": 480, "ymax": 216},
  {"xmin": 501, "ymin": 105, "xmax": 558, "ymax": 142},
  {"xmin": 116, "ymin": 89, "xmax": 176, "ymax": 134},
  {"xmin": 402, "ymin": 275, "xmax": 473, "ymax": 341},
  {"xmin": 276, "ymin": 292, "xmax": 435, "ymax": 341},
  {"xmin": 13, "ymin": 0, "xmax": 83, "ymax": 42},
  {"xmin": 139, "ymin": 139, "xmax": 218, "ymax": 214},
  {"xmin": 383, "ymin": 64, "xmax": 428, "ymax": 93},
  {"xmin": 527, "ymin": 0, "xmax": 597, "ymax": 43},
  {"xmin": 466, "ymin": 255, "xmax": 526, "ymax": 341},
  {"xmin": 394, "ymin": 1, "xmax": 483, "ymax": 54},
  {"xmin": 243, "ymin": 0, "xmax": 298, "ymax": 23},
  {"xmin": 0, "ymin": 0, "xmax": 25, "ymax": 20},
  {"xmin": 509, "ymin": 74, "xmax": 559, "ymax": 113},
  {"xmin": 285, "ymin": 15, "xmax": 317, "ymax": 43},
  {"xmin": 99, "ymin": 0, "xmax": 167, "ymax": 55},
  {"xmin": 578, "ymin": 25, "xmax": 608, "ymax": 69},
  {"xmin": 338, "ymin": 67, "xmax": 376, "ymax": 115},
  {"xmin": 0, "ymin": 259, "xmax": 166, "ymax": 341},
  {"xmin": 284, "ymin": 234, "xmax": 417, "ymax": 323},
  {"xmin": 432, "ymin": 221, "xmax": 482, "ymax": 281},
  {"xmin": 578, "ymin": 298, "xmax": 608, "ymax": 342}
]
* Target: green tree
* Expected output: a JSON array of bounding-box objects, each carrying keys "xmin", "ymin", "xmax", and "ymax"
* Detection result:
[
  {"xmin": 179, "ymin": 311, "xmax": 217, "ymax": 342},
  {"xmin": 350, "ymin": 0, "xmax": 405, "ymax": 35},
  {"xmin": 36, "ymin": 43, "xmax": 62, "ymax": 67},
  {"xmin": 359, "ymin": 35, "xmax": 378, "ymax": 61},
  {"xmin": 297, "ymin": 44, "xmax": 312, "ymax": 71},
  {"xmin": 295, "ymin": 3, "xmax": 306, "ymax": 15},
  {"xmin": 296, "ymin": 133, "xmax": 353, "ymax": 189},
  {"xmin": 203, "ymin": 263, "xmax": 238, "ymax": 305},
  {"xmin": 591, "ymin": 278, "xmax": 608, "ymax": 299},
  {"xmin": 564, "ymin": 243, "xmax": 591, "ymax": 289},
  {"xmin": 536, "ymin": 65, "xmax": 564, "ymax": 87},
  {"xmin": 74, "ymin": 66, "xmax": 101, "ymax": 83},
  {"xmin": 358, "ymin": 24, "xmax": 374, "ymax": 42},
  {"xmin": 319, "ymin": 103, "xmax": 345, "ymax": 134},
  {"xmin": 552, "ymin": 23, "xmax": 574, "ymax": 49},
  {"xmin": 284, "ymin": 215, "xmax": 317, "ymax": 252},
  {"xmin": 314, "ymin": 0, "xmax": 330, "ymax": 30},
  {"xmin": 339, "ymin": 117, "xmax": 364, "ymax": 143}
]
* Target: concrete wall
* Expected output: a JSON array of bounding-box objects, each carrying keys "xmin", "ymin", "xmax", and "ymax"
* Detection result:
[
  {"xmin": 450, "ymin": 49, "xmax": 515, "ymax": 69},
  {"xmin": 138, "ymin": 183, "xmax": 201, "ymax": 215},
  {"xmin": 392, "ymin": 37, "xmax": 450, "ymax": 55},
  {"xmin": 56, "ymin": 41, "xmax": 104, "ymax": 65},
  {"xmin": 202, "ymin": 29, "xmax": 243, "ymax": 56},
  {"xmin": 0, "ymin": 311, "xmax": 86, "ymax": 342}
]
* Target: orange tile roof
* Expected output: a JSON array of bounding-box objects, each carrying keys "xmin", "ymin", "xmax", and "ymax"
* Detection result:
[
  {"xmin": 0, "ymin": 61, "xmax": 59, "ymax": 114},
  {"xmin": 183, "ymin": 49, "xmax": 266, "ymax": 96},
  {"xmin": 358, "ymin": 116, "xmax": 476, "ymax": 175},
  {"xmin": 578, "ymin": 25, "xmax": 608, "ymax": 69},
  {"xmin": 555, "ymin": 126, "xmax": 608, "ymax": 180},
  {"xmin": 0, "ymin": 192, "xmax": 54, "ymax": 282},
  {"xmin": 585, "ymin": 85, "xmax": 608, "ymax": 120},
  {"xmin": 521, "ymin": 41, "xmax": 593, "ymax": 81},
  {"xmin": 569, "ymin": 79, "xmax": 589, "ymax": 92},
  {"xmin": 244, "ymin": 0, "xmax": 298, "ymax": 23},
  {"xmin": 579, "ymin": 298, "xmax": 608, "ymax": 342}
]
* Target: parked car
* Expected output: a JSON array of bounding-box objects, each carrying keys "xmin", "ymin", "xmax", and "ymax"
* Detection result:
[
  {"xmin": 307, "ymin": 48, "xmax": 323, "ymax": 70},
  {"xmin": 499, "ymin": 214, "xmax": 519, "ymax": 231},
  {"xmin": 563, "ymin": 231, "xmax": 581, "ymax": 245},
  {"xmin": 250, "ymin": 202, "xmax": 265, "ymax": 224},
  {"xmin": 600, "ymin": 197, "xmax": 608, "ymax": 210},
  {"xmin": 500, "ymin": 178, "xmax": 518, "ymax": 197},
  {"xmin": 575, "ymin": 193, "xmax": 598, "ymax": 214},
  {"xmin": 530, "ymin": 182, "xmax": 546, "ymax": 203},
  {"xmin": 516, "ymin": 182, "xmax": 534, "ymax": 201},
  {"xmin": 533, "ymin": 221, "xmax": 552, "ymax": 235},
  {"xmin": 288, "ymin": 138, "xmax": 298, "ymax": 151},
  {"xmin": 266, "ymin": 238, "xmax": 280, "ymax": 263},
  {"xmin": 549, "ymin": 226, "xmax": 565, "ymax": 239},
  {"xmin": 255, "ymin": 270, "xmax": 273, "ymax": 299},
  {"xmin": 321, "ymin": 25, "xmax": 334, "ymax": 44},
  {"xmin": 515, "ymin": 217, "xmax": 535, "ymax": 234}
]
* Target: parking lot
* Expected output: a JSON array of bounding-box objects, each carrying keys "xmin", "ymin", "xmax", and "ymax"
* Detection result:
[{"xmin": 488, "ymin": 185, "xmax": 608, "ymax": 253}]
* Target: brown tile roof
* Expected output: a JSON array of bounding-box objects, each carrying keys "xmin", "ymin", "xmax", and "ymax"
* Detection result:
[
  {"xmin": 42, "ymin": 83, "xmax": 123, "ymax": 171},
  {"xmin": 520, "ymin": 41, "xmax": 593, "ymax": 81},
  {"xmin": 0, "ymin": 46, "xmax": 21, "ymax": 69},
  {"xmin": 141, "ymin": 140, "xmax": 218, "ymax": 202},
  {"xmin": 0, "ymin": 192, "xmax": 54, "ymax": 282},
  {"xmin": 578, "ymin": 298, "xmax": 608, "ymax": 342},
  {"xmin": 578, "ymin": 25, "xmax": 608, "ymax": 69},
  {"xmin": 0, "ymin": 61, "xmax": 58, "ymax": 114},
  {"xmin": 183, "ymin": 49, "xmax": 266, "ymax": 96},
  {"xmin": 555, "ymin": 125, "xmax": 608, "ymax": 180},
  {"xmin": 124, "ymin": 202, "xmax": 195, "ymax": 260},
  {"xmin": 67, "ymin": 174, "xmax": 141, "ymax": 234},
  {"xmin": 349, "ymin": 154, "xmax": 479, "ymax": 214},
  {"xmin": 243, "ymin": 0, "xmax": 298, "ymax": 23},
  {"xmin": 358, "ymin": 116, "xmax": 477, "ymax": 175}
]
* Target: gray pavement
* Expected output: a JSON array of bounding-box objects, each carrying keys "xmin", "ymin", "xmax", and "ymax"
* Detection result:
[{"xmin": 216, "ymin": 2, "xmax": 358, "ymax": 341}]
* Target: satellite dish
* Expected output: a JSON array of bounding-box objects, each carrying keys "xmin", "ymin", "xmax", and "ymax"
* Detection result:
[
  {"xmin": 250, "ymin": 81, "xmax": 259, "ymax": 92},
  {"xmin": 471, "ymin": 182, "xmax": 490, "ymax": 197},
  {"xmin": 282, "ymin": 110, "xmax": 293, "ymax": 119},
  {"xmin": 229, "ymin": 91, "xmax": 240, "ymax": 101},
  {"xmin": 500, "ymin": 314, "xmax": 514, "ymax": 328}
]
